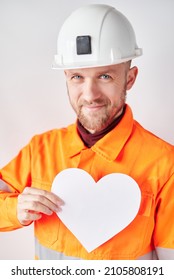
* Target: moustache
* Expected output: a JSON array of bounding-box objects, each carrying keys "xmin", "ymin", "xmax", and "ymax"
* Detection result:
[{"xmin": 78, "ymin": 98, "xmax": 109, "ymax": 107}]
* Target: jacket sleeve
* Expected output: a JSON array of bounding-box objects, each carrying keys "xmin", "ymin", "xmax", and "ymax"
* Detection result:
[
  {"xmin": 0, "ymin": 143, "xmax": 32, "ymax": 231},
  {"xmin": 153, "ymin": 172, "xmax": 174, "ymax": 259}
]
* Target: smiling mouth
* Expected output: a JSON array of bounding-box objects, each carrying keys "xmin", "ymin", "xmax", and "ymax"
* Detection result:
[{"xmin": 83, "ymin": 104, "xmax": 106, "ymax": 110}]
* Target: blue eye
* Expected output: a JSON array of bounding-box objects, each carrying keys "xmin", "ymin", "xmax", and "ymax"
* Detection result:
[
  {"xmin": 100, "ymin": 74, "xmax": 111, "ymax": 79},
  {"xmin": 72, "ymin": 75, "xmax": 82, "ymax": 80}
]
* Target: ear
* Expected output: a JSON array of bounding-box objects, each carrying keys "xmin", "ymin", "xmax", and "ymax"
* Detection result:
[{"xmin": 126, "ymin": 66, "xmax": 138, "ymax": 90}]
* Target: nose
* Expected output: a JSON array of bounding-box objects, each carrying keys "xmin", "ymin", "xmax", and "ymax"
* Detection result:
[{"xmin": 82, "ymin": 78, "xmax": 101, "ymax": 102}]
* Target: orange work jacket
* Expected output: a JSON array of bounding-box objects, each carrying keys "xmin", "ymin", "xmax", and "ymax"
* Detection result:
[{"xmin": 1, "ymin": 105, "xmax": 174, "ymax": 259}]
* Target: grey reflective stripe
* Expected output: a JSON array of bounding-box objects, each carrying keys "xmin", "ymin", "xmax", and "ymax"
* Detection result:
[
  {"xmin": 156, "ymin": 247, "xmax": 174, "ymax": 259},
  {"xmin": 0, "ymin": 179, "xmax": 12, "ymax": 192},
  {"xmin": 137, "ymin": 248, "xmax": 174, "ymax": 260},
  {"xmin": 35, "ymin": 237, "xmax": 82, "ymax": 260},
  {"xmin": 137, "ymin": 250, "xmax": 158, "ymax": 260},
  {"xmin": 35, "ymin": 238, "xmax": 174, "ymax": 260}
]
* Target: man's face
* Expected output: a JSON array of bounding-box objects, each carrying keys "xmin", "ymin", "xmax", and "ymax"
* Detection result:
[{"xmin": 65, "ymin": 63, "xmax": 137, "ymax": 133}]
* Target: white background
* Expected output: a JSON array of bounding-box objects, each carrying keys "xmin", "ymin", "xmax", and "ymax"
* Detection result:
[{"xmin": 0, "ymin": 0, "xmax": 174, "ymax": 259}]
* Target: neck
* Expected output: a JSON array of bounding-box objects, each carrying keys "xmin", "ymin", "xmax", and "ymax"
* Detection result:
[{"xmin": 77, "ymin": 105, "xmax": 126, "ymax": 147}]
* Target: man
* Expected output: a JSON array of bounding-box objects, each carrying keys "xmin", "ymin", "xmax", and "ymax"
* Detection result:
[{"xmin": 0, "ymin": 4, "xmax": 174, "ymax": 260}]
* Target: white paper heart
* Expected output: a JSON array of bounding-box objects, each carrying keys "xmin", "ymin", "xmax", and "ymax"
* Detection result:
[{"xmin": 51, "ymin": 168, "xmax": 141, "ymax": 252}]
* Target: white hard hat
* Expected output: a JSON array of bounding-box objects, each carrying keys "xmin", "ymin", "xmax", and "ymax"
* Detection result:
[{"xmin": 53, "ymin": 4, "xmax": 142, "ymax": 69}]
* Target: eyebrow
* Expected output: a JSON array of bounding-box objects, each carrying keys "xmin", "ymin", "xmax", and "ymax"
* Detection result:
[{"xmin": 65, "ymin": 70, "xmax": 81, "ymax": 76}]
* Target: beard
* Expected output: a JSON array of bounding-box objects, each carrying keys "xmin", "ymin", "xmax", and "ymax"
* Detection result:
[
  {"xmin": 68, "ymin": 84, "xmax": 127, "ymax": 133},
  {"xmin": 77, "ymin": 95, "xmax": 126, "ymax": 133}
]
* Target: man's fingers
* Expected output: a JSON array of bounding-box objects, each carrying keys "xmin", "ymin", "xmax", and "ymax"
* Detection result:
[
  {"xmin": 17, "ymin": 187, "xmax": 64, "ymax": 225},
  {"xmin": 18, "ymin": 209, "xmax": 42, "ymax": 226},
  {"xmin": 18, "ymin": 193, "xmax": 60, "ymax": 214},
  {"xmin": 18, "ymin": 200, "xmax": 54, "ymax": 215},
  {"xmin": 22, "ymin": 187, "xmax": 64, "ymax": 207}
]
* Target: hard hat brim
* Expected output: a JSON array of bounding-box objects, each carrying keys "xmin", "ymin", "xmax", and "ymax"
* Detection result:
[{"xmin": 52, "ymin": 49, "xmax": 142, "ymax": 70}]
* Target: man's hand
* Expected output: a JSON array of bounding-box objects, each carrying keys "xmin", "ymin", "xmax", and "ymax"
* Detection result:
[{"xmin": 17, "ymin": 187, "xmax": 64, "ymax": 226}]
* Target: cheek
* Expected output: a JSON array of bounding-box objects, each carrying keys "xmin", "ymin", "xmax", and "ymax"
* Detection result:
[
  {"xmin": 67, "ymin": 87, "xmax": 81, "ymax": 111},
  {"xmin": 67, "ymin": 84, "xmax": 79, "ymax": 100},
  {"xmin": 103, "ymin": 85, "xmax": 120, "ymax": 101},
  {"xmin": 106, "ymin": 85, "xmax": 126, "ymax": 106}
]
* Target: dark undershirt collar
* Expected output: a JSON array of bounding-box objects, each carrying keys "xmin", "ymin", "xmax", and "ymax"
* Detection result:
[{"xmin": 77, "ymin": 105, "xmax": 126, "ymax": 148}]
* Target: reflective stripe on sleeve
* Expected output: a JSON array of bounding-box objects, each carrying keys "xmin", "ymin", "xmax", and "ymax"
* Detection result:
[
  {"xmin": 156, "ymin": 247, "xmax": 174, "ymax": 259},
  {"xmin": 137, "ymin": 250, "xmax": 158, "ymax": 260}
]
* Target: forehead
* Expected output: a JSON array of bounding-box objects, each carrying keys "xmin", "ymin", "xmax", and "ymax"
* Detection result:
[{"xmin": 65, "ymin": 64, "xmax": 125, "ymax": 76}]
